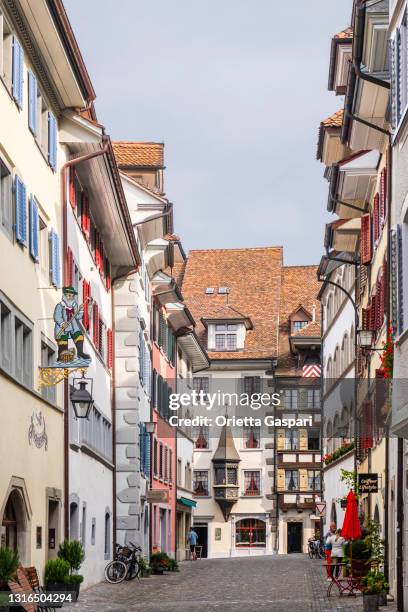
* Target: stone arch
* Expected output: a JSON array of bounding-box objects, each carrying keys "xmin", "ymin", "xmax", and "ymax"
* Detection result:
[{"xmin": 0, "ymin": 478, "xmax": 32, "ymax": 565}]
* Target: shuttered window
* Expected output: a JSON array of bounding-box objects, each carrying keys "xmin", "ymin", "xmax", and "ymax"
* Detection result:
[
  {"xmin": 93, "ymin": 302, "xmax": 99, "ymax": 348},
  {"xmin": 373, "ymin": 194, "xmax": 380, "ymax": 244},
  {"xmin": 28, "ymin": 71, "xmax": 38, "ymax": 134},
  {"xmin": 29, "ymin": 195, "xmax": 39, "ymax": 261},
  {"xmin": 82, "ymin": 280, "xmax": 91, "ymax": 331},
  {"xmin": 50, "ymin": 229, "xmax": 61, "ymax": 288},
  {"xmin": 48, "ymin": 112, "xmax": 57, "ymax": 171},
  {"xmin": 14, "ymin": 176, "xmax": 27, "ymax": 245},
  {"xmin": 391, "ymin": 226, "xmax": 404, "ymax": 335},
  {"xmin": 361, "ymin": 213, "xmax": 372, "ymax": 264},
  {"xmin": 0, "ymin": 292, "xmax": 33, "ymax": 388},
  {"xmin": 12, "ymin": 36, "xmax": 24, "ymax": 108},
  {"xmin": 391, "ymin": 12, "xmax": 408, "ymax": 129},
  {"xmin": 69, "ymin": 167, "xmax": 76, "ymax": 209},
  {"xmin": 380, "ymin": 169, "xmax": 387, "ymax": 224},
  {"xmin": 107, "ymin": 329, "xmax": 113, "ymax": 369}
]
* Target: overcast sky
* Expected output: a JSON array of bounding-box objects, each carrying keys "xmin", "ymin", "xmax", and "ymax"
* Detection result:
[{"xmin": 64, "ymin": 0, "xmax": 351, "ymax": 266}]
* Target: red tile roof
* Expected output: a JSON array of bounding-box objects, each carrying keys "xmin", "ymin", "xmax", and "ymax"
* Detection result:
[
  {"xmin": 334, "ymin": 27, "xmax": 353, "ymax": 40},
  {"xmin": 181, "ymin": 247, "xmax": 283, "ymax": 360},
  {"xmin": 112, "ymin": 142, "xmax": 164, "ymax": 168},
  {"xmin": 321, "ymin": 109, "xmax": 344, "ymax": 128},
  {"xmin": 277, "ymin": 266, "xmax": 321, "ymax": 376}
]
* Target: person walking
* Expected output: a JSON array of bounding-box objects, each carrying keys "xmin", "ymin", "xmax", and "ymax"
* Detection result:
[
  {"xmin": 328, "ymin": 529, "xmax": 346, "ymax": 578},
  {"xmin": 187, "ymin": 527, "xmax": 198, "ymax": 560},
  {"xmin": 324, "ymin": 522, "xmax": 336, "ymax": 579}
]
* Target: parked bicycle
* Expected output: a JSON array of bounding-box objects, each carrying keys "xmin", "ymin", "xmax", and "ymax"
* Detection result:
[
  {"xmin": 308, "ymin": 537, "xmax": 324, "ymax": 559},
  {"xmin": 104, "ymin": 541, "xmax": 143, "ymax": 584}
]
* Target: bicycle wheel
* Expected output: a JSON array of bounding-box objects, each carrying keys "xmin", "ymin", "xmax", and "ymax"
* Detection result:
[
  {"xmin": 126, "ymin": 559, "xmax": 140, "ymax": 581},
  {"xmin": 105, "ymin": 560, "xmax": 127, "ymax": 584}
]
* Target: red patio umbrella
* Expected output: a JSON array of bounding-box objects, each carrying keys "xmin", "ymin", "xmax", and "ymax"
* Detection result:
[{"xmin": 341, "ymin": 490, "xmax": 361, "ymax": 575}]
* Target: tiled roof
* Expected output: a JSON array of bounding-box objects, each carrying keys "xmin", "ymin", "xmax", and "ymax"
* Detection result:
[
  {"xmin": 321, "ymin": 109, "xmax": 344, "ymax": 128},
  {"xmin": 163, "ymin": 262, "xmax": 186, "ymax": 288},
  {"xmin": 292, "ymin": 320, "xmax": 321, "ymax": 338},
  {"xmin": 334, "ymin": 27, "xmax": 353, "ymax": 40},
  {"xmin": 181, "ymin": 247, "xmax": 283, "ymax": 360},
  {"xmin": 277, "ymin": 266, "xmax": 321, "ymax": 376},
  {"xmin": 112, "ymin": 142, "xmax": 164, "ymax": 168}
]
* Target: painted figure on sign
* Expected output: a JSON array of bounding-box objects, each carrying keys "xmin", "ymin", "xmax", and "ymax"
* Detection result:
[{"xmin": 54, "ymin": 286, "xmax": 90, "ymax": 363}]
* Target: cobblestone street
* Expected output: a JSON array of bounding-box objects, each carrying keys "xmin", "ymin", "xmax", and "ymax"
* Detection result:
[{"xmin": 65, "ymin": 555, "xmax": 396, "ymax": 612}]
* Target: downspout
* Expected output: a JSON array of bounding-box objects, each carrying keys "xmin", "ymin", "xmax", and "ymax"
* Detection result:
[
  {"xmin": 61, "ymin": 139, "xmax": 109, "ymax": 540},
  {"xmin": 384, "ymin": 141, "xmax": 391, "ymax": 591},
  {"xmin": 320, "ymin": 299, "xmax": 324, "ymax": 540}
]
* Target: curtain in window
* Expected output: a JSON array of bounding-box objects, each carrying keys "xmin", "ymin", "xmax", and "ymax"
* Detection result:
[{"xmin": 244, "ymin": 471, "xmax": 260, "ymax": 495}]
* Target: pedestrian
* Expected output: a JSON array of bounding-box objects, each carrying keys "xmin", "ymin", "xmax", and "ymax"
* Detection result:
[
  {"xmin": 187, "ymin": 527, "xmax": 198, "ymax": 560},
  {"xmin": 328, "ymin": 529, "xmax": 346, "ymax": 578},
  {"xmin": 324, "ymin": 522, "xmax": 336, "ymax": 579}
]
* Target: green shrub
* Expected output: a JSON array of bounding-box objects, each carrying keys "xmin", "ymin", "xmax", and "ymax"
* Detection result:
[
  {"xmin": 362, "ymin": 570, "xmax": 389, "ymax": 595},
  {"xmin": 58, "ymin": 540, "xmax": 85, "ymax": 574},
  {"xmin": 343, "ymin": 539, "xmax": 371, "ymax": 560},
  {"xmin": 44, "ymin": 558, "xmax": 70, "ymax": 585},
  {"xmin": 64, "ymin": 574, "xmax": 84, "ymax": 585},
  {"xmin": 0, "ymin": 547, "xmax": 19, "ymax": 583},
  {"xmin": 150, "ymin": 552, "xmax": 170, "ymax": 568},
  {"xmin": 166, "ymin": 558, "xmax": 179, "ymax": 571}
]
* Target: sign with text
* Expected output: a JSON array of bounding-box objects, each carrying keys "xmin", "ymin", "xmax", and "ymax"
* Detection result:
[
  {"xmin": 146, "ymin": 489, "xmax": 169, "ymax": 504},
  {"xmin": 358, "ymin": 473, "xmax": 378, "ymax": 494}
]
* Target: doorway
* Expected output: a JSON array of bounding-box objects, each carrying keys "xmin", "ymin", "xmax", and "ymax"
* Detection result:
[
  {"xmin": 194, "ymin": 523, "xmax": 208, "ymax": 558},
  {"xmin": 287, "ymin": 522, "xmax": 302, "ymax": 553}
]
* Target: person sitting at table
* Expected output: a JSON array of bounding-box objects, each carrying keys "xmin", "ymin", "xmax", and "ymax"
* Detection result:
[{"xmin": 328, "ymin": 529, "xmax": 346, "ymax": 578}]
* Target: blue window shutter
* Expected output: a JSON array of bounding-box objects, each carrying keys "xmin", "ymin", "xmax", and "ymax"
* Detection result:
[
  {"xmin": 28, "ymin": 71, "xmax": 37, "ymax": 134},
  {"xmin": 145, "ymin": 430, "xmax": 150, "ymax": 479},
  {"xmin": 29, "ymin": 196, "xmax": 39, "ymax": 261},
  {"xmin": 12, "ymin": 36, "xmax": 24, "ymax": 108},
  {"xmin": 48, "ymin": 112, "xmax": 57, "ymax": 170},
  {"xmin": 139, "ymin": 330, "xmax": 144, "ymax": 384},
  {"xmin": 50, "ymin": 230, "xmax": 61, "ymax": 288},
  {"xmin": 15, "ymin": 176, "xmax": 27, "ymax": 245}
]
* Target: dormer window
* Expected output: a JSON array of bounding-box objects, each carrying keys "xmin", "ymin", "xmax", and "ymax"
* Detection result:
[
  {"xmin": 218, "ymin": 287, "xmax": 229, "ymax": 294},
  {"xmin": 215, "ymin": 324, "xmax": 237, "ymax": 350},
  {"xmin": 205, "ymin": 287, "xmax": 214, "ymax": 294},
  {"xmin": 293, "ymin": 321, "xmax": 308, "ymax": 332}
]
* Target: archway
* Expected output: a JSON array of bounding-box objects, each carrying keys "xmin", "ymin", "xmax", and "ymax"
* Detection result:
[{"xmin": 0, "ymin": 488, "xmax": 30, "ymax": 564}]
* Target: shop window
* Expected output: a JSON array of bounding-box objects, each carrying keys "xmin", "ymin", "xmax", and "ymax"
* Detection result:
[{"xmin": 235, "ymin": 519, "xmax": 266, "ymax": 547}]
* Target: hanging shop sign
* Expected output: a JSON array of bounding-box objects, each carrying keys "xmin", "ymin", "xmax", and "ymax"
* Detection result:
[
  {"xmin": 146, "ymin": 490, "xmax": 169, "ymax": 503},
  {"xmin": 28, "ymin": 412, "xmax": 48, "ymax": 450},
  {"xmin": 38, "ymin": 287, "xmax": 92, "ymax": 388},
  {"xmin": 358, "ymin": 473, "xmax": 378, "ymax": 494}
]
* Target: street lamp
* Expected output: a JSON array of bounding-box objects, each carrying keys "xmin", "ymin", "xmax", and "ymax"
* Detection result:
[
  {"xmin": 70, "ymin": 375, "xmax": 94, "ymax": 419},
  {"xmin": 144, "ymin": 421, "xmax": 156, "ymax": 434},
  {"xmin": 357, "ymin": 329, "xmax": 375, "ymax": 348}
]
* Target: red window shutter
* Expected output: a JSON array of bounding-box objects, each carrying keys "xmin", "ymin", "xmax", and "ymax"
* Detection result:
[
  {"xmin": 362, "ymin": 308, "xmax": 369, "ymax": 331},
  {"xmin": 373, "ymin": 194, "xmax": 380, "ymax": 243},
  {"xmin": 369, "ymin": 303, "xmax": 375, "ymax": 331},
  {"xmin": 361, "ymin": 213, "xmax": 372, "ymax": 264},
  {"xmin": 82, "ymin": 280, "xmax": 90, "ymax": 331},
  {"xmin": 374, "ymin": 290, "xmax": 381, "ymax": 330},
  {"xmin": 81, "ymin": 194, "xmax": 90, "ymax": 236},
  {"xmin": 69, "ymin": 167, "xmax": 76, "ymax": 209},
  {"xmin": 66, "ymin": 247, "xmax": 73, "ymax": 286},
  {"xmin": 107, "ymin": 329, "xmax": 113, "ymax": 369},
  {"xmin": 95, "ymin": 232, "xmax": 101, "ymax": 270},
  {"xmin": 380, "ymin": 168, "xmax": 387, "ymax": 224},
  {"xmin": 93, "ymin": 302, "xmax": 99, "ymax": 348}
]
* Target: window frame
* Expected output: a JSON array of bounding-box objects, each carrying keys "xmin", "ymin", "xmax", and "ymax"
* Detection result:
[
  {"xmin": 0, "ymin": 292, "xmax": 33, "ymax": 389},
  {"xmin": 0, "ymin": 156, "xmax": 12, "ymax": 239},
  {"xmin": 193, "ymin": 469, "xmax": 210, "ymax": 497}
]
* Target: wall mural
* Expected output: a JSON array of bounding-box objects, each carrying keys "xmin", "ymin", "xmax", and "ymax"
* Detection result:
[
  {"xmin": 28, "ymin": 411, "xmax": 48, "ymax": 450},
  {"xmin": 38, "ymin": 287, "xmax": 92, "ymax": 389}
]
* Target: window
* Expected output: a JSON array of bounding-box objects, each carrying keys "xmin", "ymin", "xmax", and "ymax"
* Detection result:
[
  {"xmin": 0, "ymin": 12, "xmax": 13, "ymax": 92},
  {"xmin": 159, "ymin": 443, "xmax": 163, "ymax": 478},
  {"xmin": 80, "ymin": 405, "xmax": 112, "ymax": 461},
  {"xmin": 29, "ymin": 196, "xmax": 39, "ymax": 261},
  {"xmin": 205, "ymin": 287, "xmax": 214, "ymax": 294},
  {"xmin": 169, "ymin": 449, "xmax": 172, "ymax": 483},
  {"xmin": 14, "ymin": 315, "xmax": 32, "ymax": 387},
  {"xmin": 308, "ymin": 429, "xmax": 320, "ymax": 451},
  {"xmin": 177, "ymin": 459, "xmax": 182, "ymax": 486},
  {"xmin": 192, "ymin": 426, "xmax": 209, "ymax": 449},
  {"xmin": 139, "ymin": 423, "xmax": 150, "ymax": 479},
  {"xmin": 185, "ymin": 463, "xmax": 192, "ymax": 489},
  {"xmin": 293, "ymin": 320, "xmax": 308, "ymax": 332},
  {"xmin": 0, "ymin": 299, "xmax": 12, "ymax": 374},
  {"xmin": 235, "ymin": 519, "xmax": 266, "ymax": 548},
  {"xmin": 243, "ymin": 471, "xmax": 261, "ymax": 496},
  {"xmin": 153, "ymin": 438, "xmax": 158, "ymax": 476},
  {"xmin": 285, "ymin": 470, "xmax": 299, "ymax": 491},
  {"xmin": 283, "ymin": 389, "xmax": 298, "ymax": 409},
  {"xmin": 243, "ymin": 376, "xmax": 260, "ymax": 396},
  {"xmin": 41, "ymin": 338, "xmax": 56, "ymax": 404},
  {"xmin": 164, "ymin": 446, "xmax": 168, "ymax": 481},
  {"xmin": 243, "ymin": 425, "xmax": 260, "ymax": 449},
  {"xmin": 285, "ymin": 429, "xmax": 299, "ymax": 450},
  {"xmin": 15, "ymin": 176, "xmax": 27, "ymax": 245},
  {"xmin": 308, "ymin": 470, "xmax": 321, "ymax": 491},
  {"xmin": 0, "ymin": 158, "xmax": 12, "ymax": 238},
  {"xmin": 193, "ymin": 470, "xmax": 209, "ymax": 496},
  {"xmin": 193, "ymin": 377, "xmax": 209, "ymax": 394},
  {"xmin": 91, "ymin": 518, "xmax": 96, "ymax": 545},
  {"xmin": 38, "ymin": 218, "xmax": 49, "ymax": 280},
  {"xmin": 307, "ymin": 389, "xmax": 320, "ymax": 409},
  {"xmin": 81, "ymin": 504, "xmax": 86, "ymax": 547},
  {"xmin": 11, "ymin": 35, "xmax": 23, "ymax": 108},
  {"xmin": 215, "ymin": 324, "xmax": 237, "ymax": 350},
  {"xmin": 139, "ymin": 331, "xmax": 151, "ymax": 394},
  {"xmin": 218, "ymin": 287, "xmax": 229, "ymax": 294}
]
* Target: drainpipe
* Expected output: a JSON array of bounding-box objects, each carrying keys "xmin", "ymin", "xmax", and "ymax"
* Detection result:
[{"xmin": 61, "ymin": 140, "xmax": 109, "ymax": 539}]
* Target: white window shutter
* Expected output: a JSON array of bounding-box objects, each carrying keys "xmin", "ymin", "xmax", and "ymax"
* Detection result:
[
  {"xmin": 29, "ymin": 196, "xmax": 39, "ymax": 261},
  {"xmin": 15, "ymin": 176, "xmax": 27, "ymax": 245},
  {"xmin": 28, "ymin": 71, "xmax": 38, "ymax": 134},
  {"xmin": 48, "ymin": 112, "xmax": 57, "ymax": 170},
  {"xmin": 12, "ymin": 36, "xmax": 24, "ymax": 108}
]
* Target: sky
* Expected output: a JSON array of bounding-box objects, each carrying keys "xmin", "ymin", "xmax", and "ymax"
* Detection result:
[{"xmin": 64, "ymin": 0, "xmax": 352, "ymax": 266}]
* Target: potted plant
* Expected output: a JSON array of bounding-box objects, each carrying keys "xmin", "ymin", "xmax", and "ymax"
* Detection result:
[
  {"xmin": 44, "ymin": 558, "xmax": 70, "ymax": 593},
  {"xmin": 166, "ymin": 558, "xmax": 179, "ymax": 572},
  {"xmin": 149, "ymin": 552, "xmax": 170, "ymax": 574},
  {"xmin": 362, "ymin": 570, "xmax": 388, "ymax": 612},
  {"xmin": 0, "ymin": 547, "xmax": 19, "ymax": 590},
  {"xmin": 343, "ymin": 539, "xmax": 371, "ymax": 577},
  {"xmin": 57, "ymin": 539, "xmax": 85, "ymax": 600},
  {"xmin": 137, "ymin": 556, "xmax": 151, "ymax": 578}
]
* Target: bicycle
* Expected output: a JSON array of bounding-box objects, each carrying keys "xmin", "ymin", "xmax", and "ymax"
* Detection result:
[
  {"xmin": 308, "ymin": 537, "xmax": 324, "ymax": 559},
  {"xmin": 104, "ymin": 541, "xmax": 143, "ymax": 584}
]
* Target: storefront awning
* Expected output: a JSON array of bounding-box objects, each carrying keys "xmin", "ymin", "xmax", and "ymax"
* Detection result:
[{"xmin": 177, "ymin": 497, "xmax": 197, "ymax": 508}]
